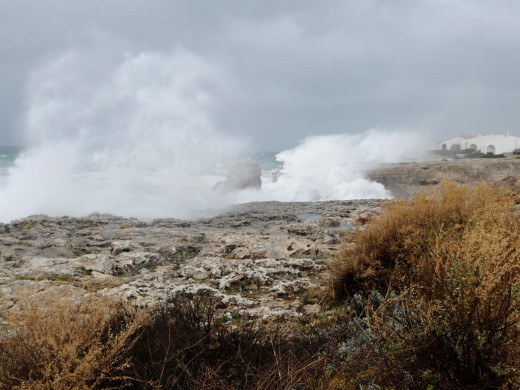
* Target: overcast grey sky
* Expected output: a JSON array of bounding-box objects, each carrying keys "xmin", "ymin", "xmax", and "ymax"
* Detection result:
[{"xmin": 2, "ymin": 0, "xmax": 520, "ymax": 150}]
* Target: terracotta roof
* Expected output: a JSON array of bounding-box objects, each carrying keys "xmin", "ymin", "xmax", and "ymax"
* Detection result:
[{"xmin": 460, "ymin": 135, "xmax": 474, "ymax": 139}]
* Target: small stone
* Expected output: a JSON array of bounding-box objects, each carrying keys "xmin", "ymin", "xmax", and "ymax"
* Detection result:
[
  {"xmin": 230, "ymin": 247, "xmax": 250, "ymax": 259},
  {"xmin": 303, "ymin": 304, "xmax": 321, "ymax": 314},
  {"xmin": 318, "ymin": 217, "xmax": 340, "ymax": 227},
  {"xmin": 111, "ymin": 240, "xmax": 138, "ymax": 255}
]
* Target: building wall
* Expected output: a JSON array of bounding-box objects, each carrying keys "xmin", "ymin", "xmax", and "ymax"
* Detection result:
[{"xmin": 439, "ymin": 134, "xmax": 520, "ymax": 154}]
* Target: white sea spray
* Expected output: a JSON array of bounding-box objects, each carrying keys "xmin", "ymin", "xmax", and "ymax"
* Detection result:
[
  {"xmin": 0, "ymin": 46, "xmax": 249, "ymax": 222},
  {"xmin": 234, "ymin": 130, "xmax": 428, "ymax": 203},
  {"xmin": 0, "ymin": 44, "xmax": 429, "ymax": 222}
]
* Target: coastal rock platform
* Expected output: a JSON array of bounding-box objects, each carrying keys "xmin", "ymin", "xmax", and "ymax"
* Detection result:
[
  {"xmin": 0, "ymin": 200, "xmax": 383, "ymax": 319},
  {"xmin": 2, "ymin": 157, "xmax": 519, "ymax": 320}
]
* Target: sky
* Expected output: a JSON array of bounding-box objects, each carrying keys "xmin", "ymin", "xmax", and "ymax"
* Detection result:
[{"xmin": 1, "ymin": 0, "xmax": 520, "ymax": 150}]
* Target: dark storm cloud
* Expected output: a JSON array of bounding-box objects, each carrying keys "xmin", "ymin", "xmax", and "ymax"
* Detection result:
[{"xmin": 2, "ymin": 0, "xmax": 520, "ymax": 149}]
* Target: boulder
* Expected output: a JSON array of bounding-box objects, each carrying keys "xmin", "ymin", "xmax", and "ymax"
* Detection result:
[{"xmin": 213, "ymin": 162, "xmax": 262, "ymax": 193}]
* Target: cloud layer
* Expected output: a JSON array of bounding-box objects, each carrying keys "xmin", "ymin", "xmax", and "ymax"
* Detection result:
[{"xmin": 2, "ymin": 0, "xmax": 520, "ymax": 149}]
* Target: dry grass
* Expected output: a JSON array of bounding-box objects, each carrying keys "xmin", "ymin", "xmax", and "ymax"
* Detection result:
[
  {"xmin": 331, "ymin": 181, "xmax": 520, "ymax": 388},
  {"xmin": 0, "ymin": 295, "xmax": 144, "ymax": 389},
  {"xmin": 0, "ymin": 292, "xmax": 333, "ymax": 390},
  {"xmin": 333, "ymin": 181, "xmax": 516, "ymax": 296}
]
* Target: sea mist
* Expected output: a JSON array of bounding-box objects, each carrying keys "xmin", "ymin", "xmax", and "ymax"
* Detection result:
[
  {"xmin": 0, "ymin": 45, "xmax": 429, "ymax": 222},
  {"xmin": 0, "ymin": 46, "xmax": 248, "ymax": 222}
]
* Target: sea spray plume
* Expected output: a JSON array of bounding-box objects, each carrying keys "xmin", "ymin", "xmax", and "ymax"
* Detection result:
[
  {"xmin": 243, "ymin": 129, "xmax": 428, "ymax": 202},
  {"xmin": 0, "ymin": 46, "xmax": 249, "ymax": 222}
]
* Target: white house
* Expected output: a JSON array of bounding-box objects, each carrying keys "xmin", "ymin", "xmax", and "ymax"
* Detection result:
[{"xmin": 438, "ymin": 133, "xmax": 520, "ymax": 154}]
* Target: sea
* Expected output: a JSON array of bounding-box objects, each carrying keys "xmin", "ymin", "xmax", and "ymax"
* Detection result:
[
  {"xmin": 0, "ymin": 129, "xmax": 427, "ymax": 223},
  {"xmin": 0, "ymin": 146, "xmax": 21, "ymax": 190},
  {"xmin": 0, "ymin": 48, "xmax": 429, "ymax": 222}
]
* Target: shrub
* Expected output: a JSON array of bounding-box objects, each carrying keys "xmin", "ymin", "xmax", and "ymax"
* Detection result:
[
  {"xmin": 0, "ymin": 291, "xmax": 332, "ymax": 390},
  {"xmin": 130, "ymin": 291, "xmax": 329, "ymax": 389},
  {"xmin": 332, "ymin": 181, "xmax": 520, "ymax": 388},
  {"xmin": 333, "ymin": 181, "xmax": 515, "ymax": 297},
  {"xmin": 0, "ymin": 296, "xmax": 144, "ymax": 389}
]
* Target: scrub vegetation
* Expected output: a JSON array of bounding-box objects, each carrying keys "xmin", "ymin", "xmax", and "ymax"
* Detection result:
[
  {"xmin": 332, "ymin": 181, "xmax": 520, "ymax": 388},
  {"xmin": 1, "ymin": 182, "xmax": 520, "ymax": 389}
]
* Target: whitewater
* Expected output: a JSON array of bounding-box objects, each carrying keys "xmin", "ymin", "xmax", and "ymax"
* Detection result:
[{"xmin": 0, "ymin": 48, "xmax": 428, "ymax": 223}]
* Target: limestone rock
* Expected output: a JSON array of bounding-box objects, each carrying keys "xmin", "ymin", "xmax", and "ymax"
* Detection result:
[
  {"xmin": 0, "ymin": 199, "xmax": 382, "ymax": 319},
  {"xmin": 111, "ymin": 240, "xmax": 139, "ymax": 255},
  {"xmin": 213, "ymin": 162, "xmax": 262, "ymax": 193}
]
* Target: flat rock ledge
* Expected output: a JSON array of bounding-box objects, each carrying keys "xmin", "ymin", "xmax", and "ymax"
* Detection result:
[{"xmin": 0, "ymin": 200, "xmax": 382, "ymax": 319}]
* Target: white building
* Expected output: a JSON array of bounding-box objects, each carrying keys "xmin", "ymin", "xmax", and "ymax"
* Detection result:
[{"xmin": 438, "ymin": 133, "xmax": 520, "ymax": 154}]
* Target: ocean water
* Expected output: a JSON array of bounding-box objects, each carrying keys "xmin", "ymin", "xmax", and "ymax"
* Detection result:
[
  {"xmin": 0, "ymin": 146, "xmax": 21, "ymax": 190},
  {"xmin": 0, "ymin": 130, "xmax": 425, "ymax": 223},
  {"xmin": 0, "ymin": 47, "xmax": 428, "ymax": 222}
]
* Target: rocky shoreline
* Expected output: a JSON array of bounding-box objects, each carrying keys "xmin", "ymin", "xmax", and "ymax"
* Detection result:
[
  {"xmin": 367, "ymin": 155, "xmax": 520, "ymax": 197},
  {"xmin": 2, "ymin": 157, "xmax": 519, "ymax": 320},
  {"xmin": 0, "ymin": 200, "xmax": 383, "ymax": 319}
]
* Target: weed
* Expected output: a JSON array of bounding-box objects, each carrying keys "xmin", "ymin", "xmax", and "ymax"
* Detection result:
[
  {"xmin": 76, "ymin": 266, "xmax": 93, "ymax": 276},
  {"xmin": 12, "ymin": 273, "xmax": 77, "ymax": 283},
  {"xmin": 20, "ymin": 223, "xmax": 35, "ymax": 233}
]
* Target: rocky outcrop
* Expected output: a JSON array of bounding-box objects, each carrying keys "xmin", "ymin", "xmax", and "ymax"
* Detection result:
[
  {"xmin": 367, "ymin": 157, "xmax": 520, "ymax": 198},
  {"xmin": 213, "ymin": 162, "xmax": 262, "ymax": 192},
  {"xmin": 0, "ymin": 200, "xmax": 382, "ymax": 319}
]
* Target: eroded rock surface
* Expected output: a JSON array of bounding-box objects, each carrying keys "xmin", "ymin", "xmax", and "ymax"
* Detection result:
[
  {"xmin": 0, "ymin": 200, "xmax": 383, "ymax": 318},
  {"xmin": 368, "ymin": 157, "xmax": 520, "ymax": 198}
]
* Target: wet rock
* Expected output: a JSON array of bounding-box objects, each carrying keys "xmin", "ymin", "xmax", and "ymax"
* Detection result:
[{"xmin": 213, "ymin": 162, "xmax": 262, "ymax": 193}]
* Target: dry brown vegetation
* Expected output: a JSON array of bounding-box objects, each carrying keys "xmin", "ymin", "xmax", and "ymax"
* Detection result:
[
  {"xmin": 0, "ymin": 296, "xmax": 143, "ymax": 389},
  {"xmin": 0, "ymin": 291, "xmax": 338, "ymax": 389},
  {"xmin": 2, "ymin": 181, "xmax": 520, "ymax": 389},
  {"xmin": 332, "ymin": 181, "xmax": 520, "ymax": 388}
]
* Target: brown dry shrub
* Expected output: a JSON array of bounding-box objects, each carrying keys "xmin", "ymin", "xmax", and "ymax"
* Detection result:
[
  {"xmin": 0, "ymin": 295, "xmax": 145, "ymax": 389},
  {"xmin": 330, "ymin": 181, "xmax": 520, "ymax": 388},
  {"xmin": 0, "ymin": 290, "xmax": 333, "ymax": 390},
  {"xmin": 130, "ymin": 291, "xmax": 329, "ymax": 390},
  {"xmin": 333, "ymin": 181, "xmax": 515, "ymax": 297}
]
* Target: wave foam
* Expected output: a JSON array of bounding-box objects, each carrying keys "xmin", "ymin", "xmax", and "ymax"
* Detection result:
[
  {"xmin": 235, "ymin": 130, "xmax": 427, "ymax": 203},
  {"xmin": 0, "ymin": 44, "xmax": 429, "ymax": 222},
  {"xmin": 0, "ymin": 47, "xmax": 248, "ymax": 222}
]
